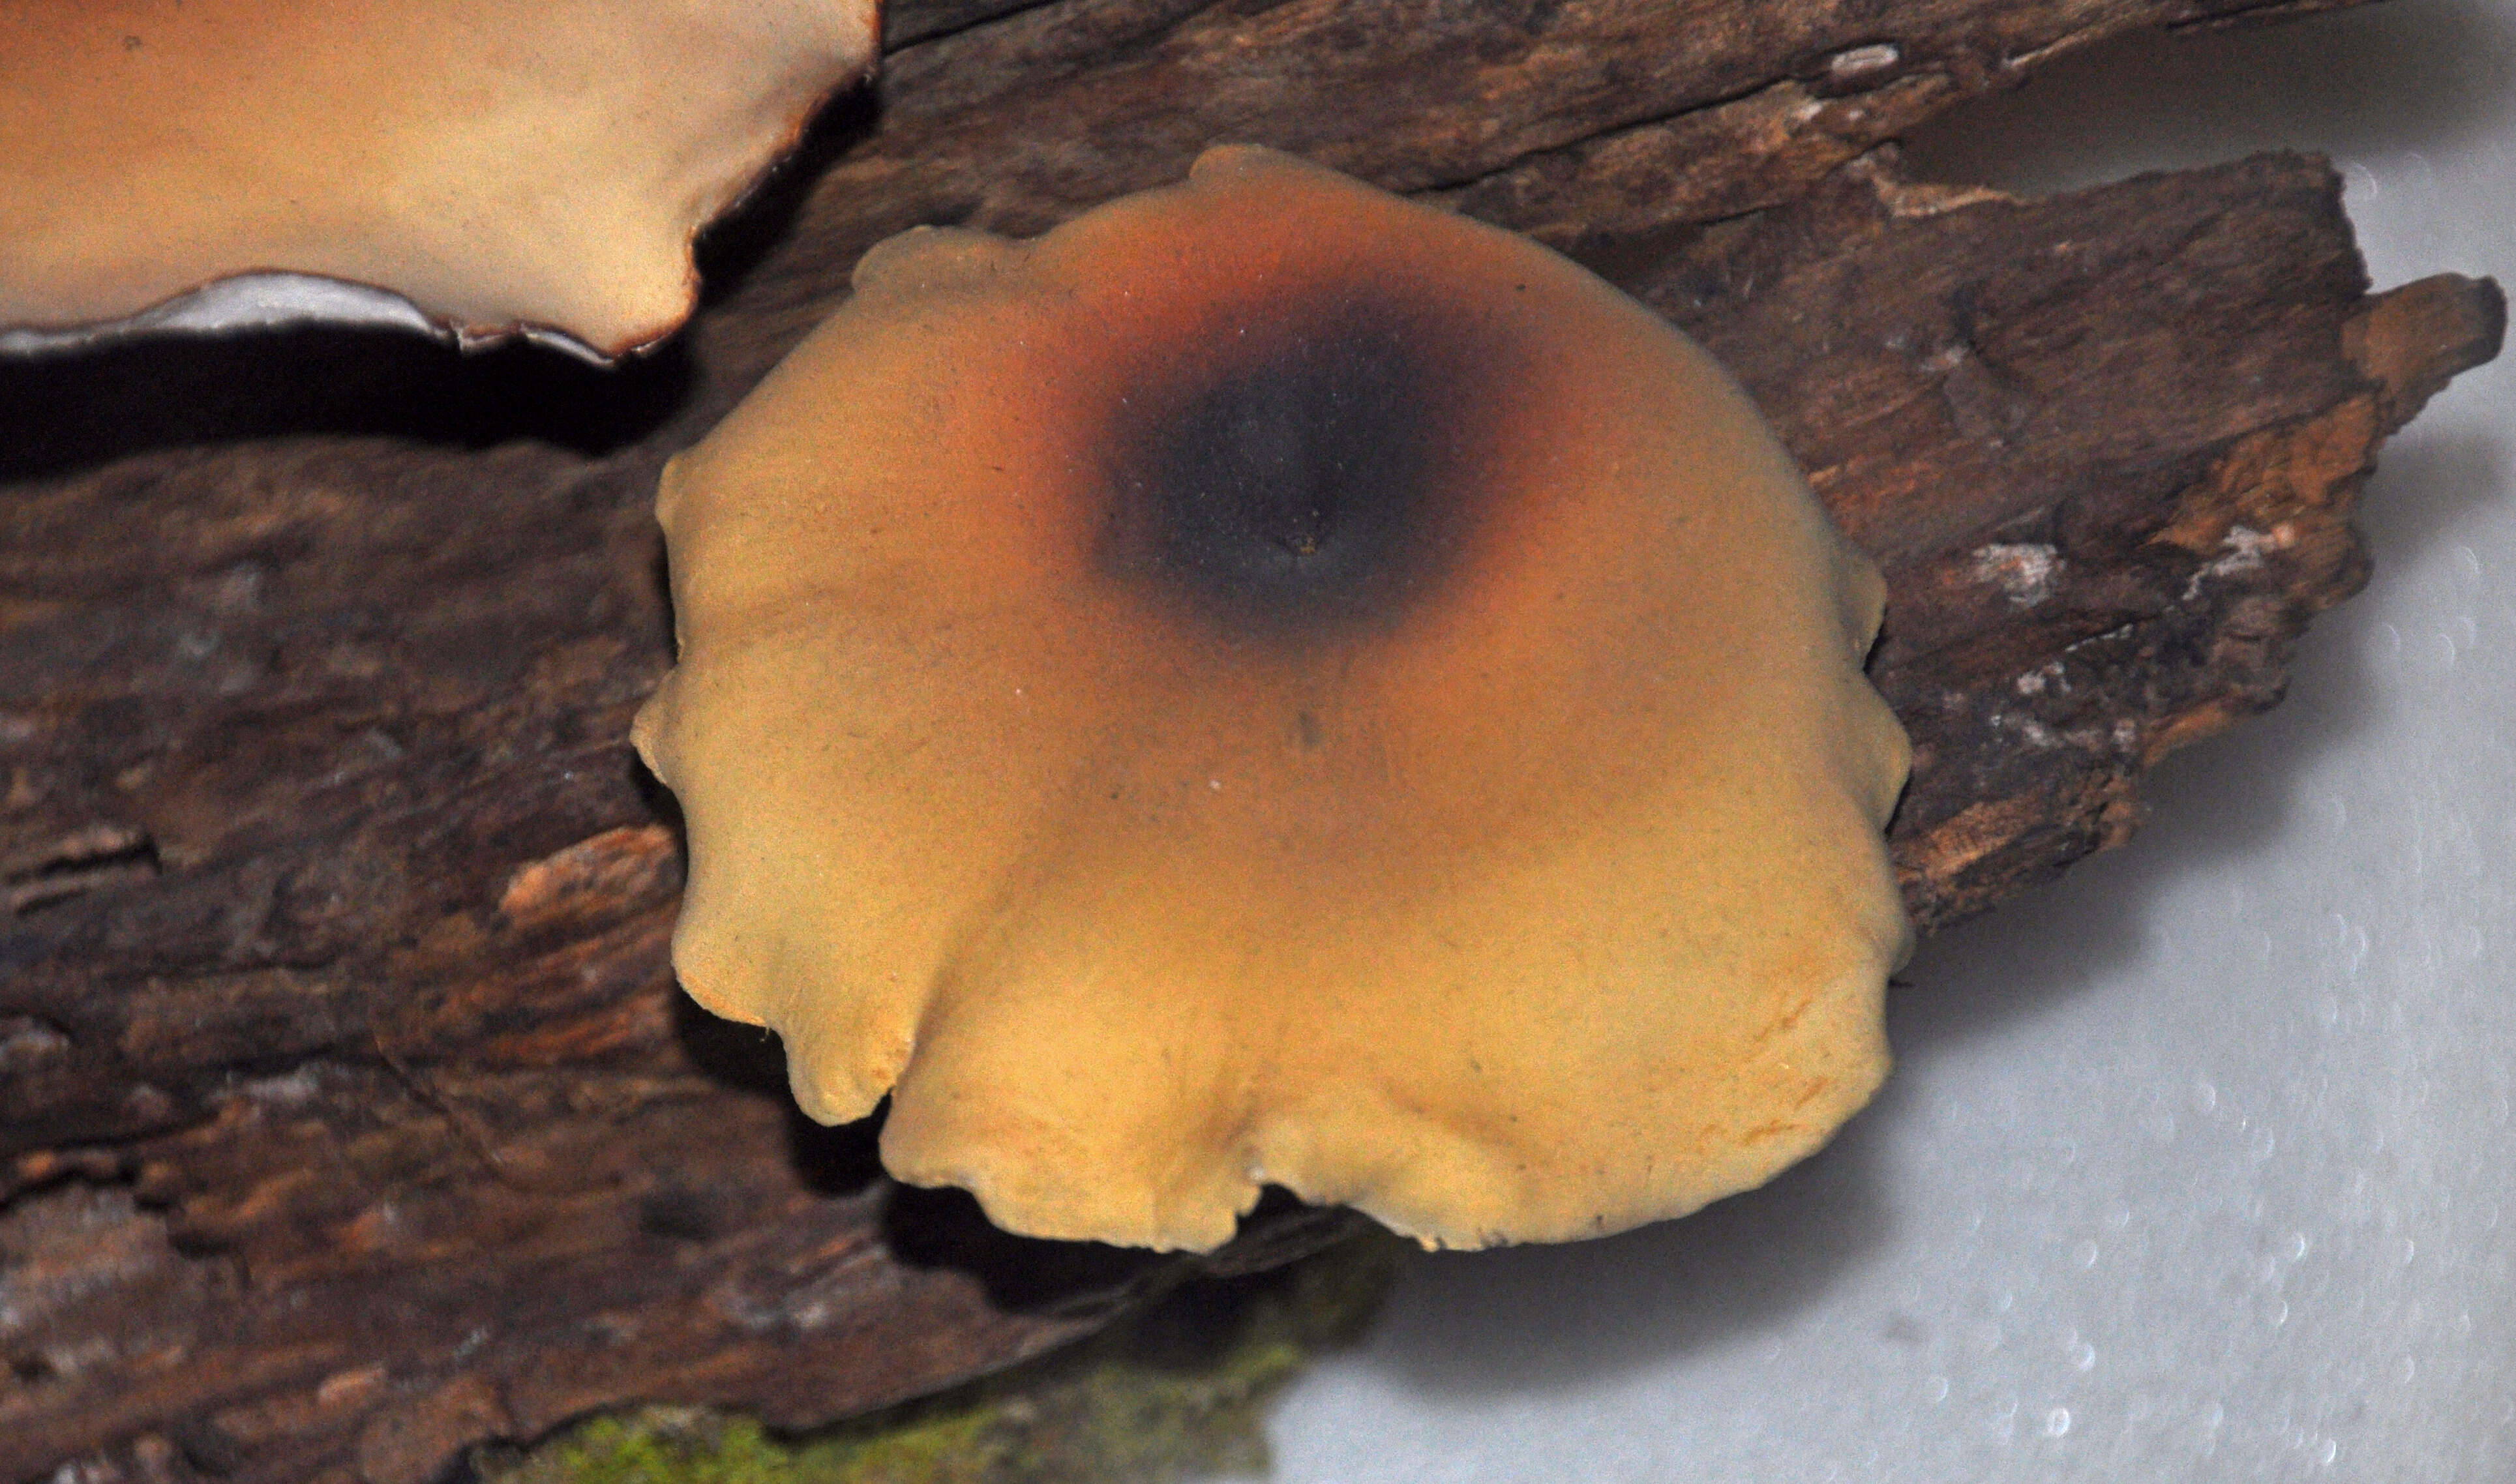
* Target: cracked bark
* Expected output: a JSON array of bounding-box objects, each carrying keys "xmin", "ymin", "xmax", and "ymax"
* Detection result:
[{"xmin": 0, "ymin": 0, "xmax": 2502, "ymax": 1479}]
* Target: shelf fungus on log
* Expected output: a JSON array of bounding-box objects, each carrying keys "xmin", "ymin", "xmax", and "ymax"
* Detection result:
[
  {"xmin": 632, "ymin": 146, "xmax": 1913, "ymax": 1253},
  {"xmin": 0, "ymin": 0, "xmax": 880, "ymax": 361}
]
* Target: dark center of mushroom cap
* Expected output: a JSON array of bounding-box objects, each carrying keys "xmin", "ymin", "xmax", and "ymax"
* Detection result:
[{"xmin": 1097, "ymin": 290, "xmax": 1514, "ymax": 640}]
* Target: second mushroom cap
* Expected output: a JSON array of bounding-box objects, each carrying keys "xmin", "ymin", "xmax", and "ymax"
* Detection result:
[{"xmin": 0, "ymin": 0, "xmax": 880, "ymax": 358}]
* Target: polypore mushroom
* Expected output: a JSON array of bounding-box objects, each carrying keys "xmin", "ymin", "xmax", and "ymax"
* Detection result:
[
  {"xmin": 633, "ymin": 145, "xmax": 1912, "ymax": 1252},
  {"xmin": 0, "ymin": 0, "xmax": 880, "ymax": 361}
]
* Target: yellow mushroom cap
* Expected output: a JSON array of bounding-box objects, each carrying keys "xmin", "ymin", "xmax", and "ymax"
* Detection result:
[
  {"xmin": 0, "ymin": 0, "xmax": 879, "ymax": 359},
  {"xmin": 633, "ymin": 146, "xmax": 1912, "ymax": 1252}
]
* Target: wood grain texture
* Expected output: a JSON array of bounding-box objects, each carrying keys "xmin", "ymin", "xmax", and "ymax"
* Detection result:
[{"xmin": 0, "ymin": 0, "xmax": 2501, "ymax": 1478}]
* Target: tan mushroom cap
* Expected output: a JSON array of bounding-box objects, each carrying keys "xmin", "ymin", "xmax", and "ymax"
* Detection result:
[
  {"xmin": 633, "ymin": 145, "xmax": 1912, "ymax": 1252},
  {"xmin": 0, "ymin": 0, "xmax": 879, "ymax": 359}
]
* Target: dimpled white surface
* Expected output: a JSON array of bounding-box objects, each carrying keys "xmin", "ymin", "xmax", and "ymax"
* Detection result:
[{"xmin": 1242, "ymin": 3, "xmax": 2516, "ymax": 1479}]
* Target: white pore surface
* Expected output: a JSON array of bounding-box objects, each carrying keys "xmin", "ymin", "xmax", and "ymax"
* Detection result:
[
  {"xmin": 0, "ymin": 274, "xmax": 438, "ymax": 354},
  {"xmin": 1243, "ymin": 4, "xmax": 2516, "ymax": 1480},
  {"xmin": 0, "ymin": 273, "xmax": 614, "ymax": 364}
]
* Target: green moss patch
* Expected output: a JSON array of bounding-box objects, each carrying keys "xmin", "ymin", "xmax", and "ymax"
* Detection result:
[{"xmin": 479, "ymin": 1232, "xmax": 1403, "ymax": 1484}]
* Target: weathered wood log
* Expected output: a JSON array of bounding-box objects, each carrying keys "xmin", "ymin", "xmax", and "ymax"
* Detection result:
[{"xmin": 0, "ymin": 0, "xmax": 2501, "ymax": 1478}]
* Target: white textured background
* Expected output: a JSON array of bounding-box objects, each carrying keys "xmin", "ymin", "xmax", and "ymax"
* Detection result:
[{"xmin": 1242, "ymin": 2, "xmax": 2516, "ymax": 1478}]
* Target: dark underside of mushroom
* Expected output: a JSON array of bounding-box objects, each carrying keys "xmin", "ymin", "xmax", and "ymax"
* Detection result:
[{"xmin": 0, "ymin": 0, "xmax": 2503, "ymax": 1478}]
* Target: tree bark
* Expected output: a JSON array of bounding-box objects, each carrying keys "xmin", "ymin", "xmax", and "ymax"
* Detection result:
[{"xmin": 0, "ymin": 0, "xmax": 2501, "ymax": 1479}]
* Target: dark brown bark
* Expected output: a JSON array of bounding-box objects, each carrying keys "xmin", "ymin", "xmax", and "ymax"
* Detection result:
[{"xmin": 0, "ymin": 0, "xmax": 2501, "ymax": 1479}]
